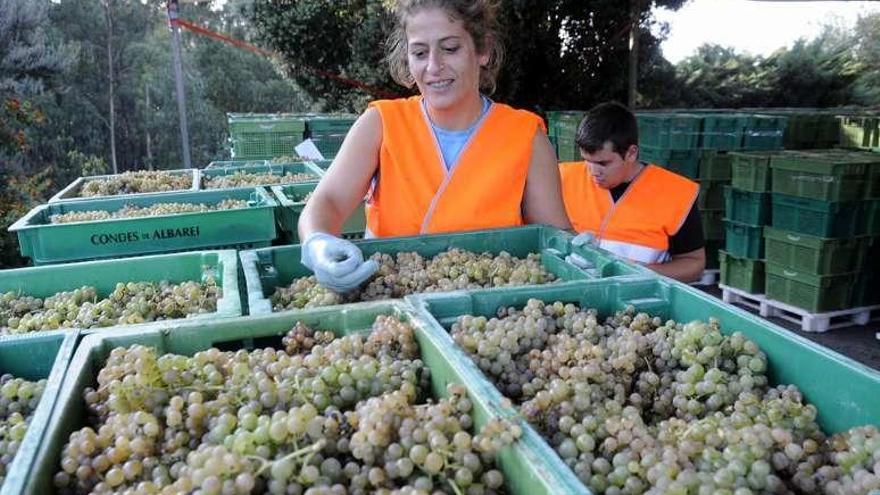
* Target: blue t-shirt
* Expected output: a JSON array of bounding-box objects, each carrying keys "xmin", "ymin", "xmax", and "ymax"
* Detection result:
[{"xmin": 425, "ymin": 96, "xmax": 492, "ymax": 170}]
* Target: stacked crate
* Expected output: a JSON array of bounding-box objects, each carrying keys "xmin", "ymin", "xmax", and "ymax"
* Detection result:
[
  {"xmin": 227, "ymin": 113, "xmax": 308, "ymax": 160},
  {"xmin": 304, "ymin": 114, "xmax": 357, "ymax": 159},
  {"xmin": 546, "ymin": 111, "xmax": 586, "ymax": 161},
  {"xmin": 638, "ymin": 114, "xmax": 718, "ymax": 270},
  {"xmin": 764, "ymin": 150, "xmax": 880, "ymax": 312},
  {"xmin": 720, "ymin": 151, "xmax": 776, "ymax": 293}
]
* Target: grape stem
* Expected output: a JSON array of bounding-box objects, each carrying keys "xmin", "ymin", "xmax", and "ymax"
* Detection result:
[
  {"xmin": 251, "ymin": 439, "xmax": 325, "ymax": 476},
  {"xmin": 447, "ymin": 477, "xmax": 465, "ymax": 495}
]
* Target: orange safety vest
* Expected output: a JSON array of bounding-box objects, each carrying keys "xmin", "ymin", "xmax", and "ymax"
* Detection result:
[
  {"xmin": 559, "ymin": 162, "xmax": 699, "ymax": 264},
  {"xmin": 365, "ymin": 96, "xmax": 545, "ymax": 238}
]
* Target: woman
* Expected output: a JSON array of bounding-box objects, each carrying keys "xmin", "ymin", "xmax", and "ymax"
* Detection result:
[{"xmin": 299, "ymin": 0, "xmax": 571, "ymax": 293}]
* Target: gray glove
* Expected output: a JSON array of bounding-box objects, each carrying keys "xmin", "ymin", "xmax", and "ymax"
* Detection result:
[{"xmin": 301, "ymin": 232, "xmax": 378, "ymax": 293}]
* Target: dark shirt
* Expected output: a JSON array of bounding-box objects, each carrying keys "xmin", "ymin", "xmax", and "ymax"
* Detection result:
[{"xmin": 609, "ymin": 180, "xmax": 705, "ymax": 256}]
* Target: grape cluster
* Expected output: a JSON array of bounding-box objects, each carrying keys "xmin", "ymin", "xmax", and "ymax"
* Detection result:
[
  {"xmin": 0, "ymin": 374, "xmax": 47, "ymax": 488},
  {"xmin": 272, "ymin": 249, "xmax": 556, "ymax": 311},
  {"xmin": 79, "ymin": 171, "xmax": 192, "ymax": 197},
  {"xmin": 0, "ymin": 279, "xmax": 220, "ymax": 335},
  {"xmin": 451, "ymin": 299, "xmax": 879, "ymax": 494},
  {"xmin": 204, "ymin": 171, "xmax": 318, "ymax": 189},
  {"xmin": 49, "ymin": 199, "xmax": 249, "ymax": 224},
  {"xmin": 55, "ymin": 316, "xmax": 518, "ymax": 494}
]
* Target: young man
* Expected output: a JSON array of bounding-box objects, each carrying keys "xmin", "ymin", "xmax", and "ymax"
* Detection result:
[{"xmin": 559, "ymin": 102, "xmax": 706, "ymax": 282}]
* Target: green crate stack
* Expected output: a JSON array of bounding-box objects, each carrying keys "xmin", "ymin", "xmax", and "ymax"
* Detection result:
[
  {"xmin": 700, "ymin": 113, "xmax": 747, "ymax": 149},
  {"xmin": 754, "ymin": 110, "xmax": 838, "ymax": 150},
  {"xmin": 636, "ymin": 113, "xmax": 703, "ymax": 149},
  {"xmin": 742, "ymin": 115, "xmax": 787, "ymax": 150},
  {"xmin": 721, "ymin": 151, "xmax": 776, "ymax": 294},
  {"xmin": 721, "ymin": 183, "xmax": 770, "ymax": 293},
  {"xmin": 640, "ymin": 146, "xmax": 700, "ymax": 178},
  {"xmin": 305, "ymin": 114, "xmax": 357, "ymax": 159},
  {"xmin": 227, "ymin": 113, "xmax": 307, "ymax": 160},
  {"xmin": 546, "ymin": 111, "xmax": 585, "ymax": 162},
  {"xmin": 695, "ymin": 151, "xmax": 732, "ymax": 270},
  {"xmin": 764, "ymin": 149, "xmax": 880, "ymax": 311}
]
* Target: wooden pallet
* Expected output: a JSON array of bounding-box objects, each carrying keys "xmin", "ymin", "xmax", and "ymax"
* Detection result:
[
  {"xmin": 720, "ymin": 284, "xmax": 880, "ymax": 333},
  {"xmin": 719, "ymin": 284, "xmax": 767, "ymax": 313}
]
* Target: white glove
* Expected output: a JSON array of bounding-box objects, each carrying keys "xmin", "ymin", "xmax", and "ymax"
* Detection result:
[
  {"xmin": 571, "ymin": 232, "xmax": 597, "ymax": 247},
  {"xmin": 301, "ymin": 232, "xmax": 378, "ymax": 293}
]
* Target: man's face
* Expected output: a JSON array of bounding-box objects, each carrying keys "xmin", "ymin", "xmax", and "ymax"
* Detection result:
[{"xmin": 581, "ymin": 141, "xmax": 638, "ymax": 189}]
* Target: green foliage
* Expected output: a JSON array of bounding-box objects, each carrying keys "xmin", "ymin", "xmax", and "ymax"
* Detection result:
[
  {"xmin": 67, "ymin": 150, "xmax": 108, "ymax": 177},
  {"xmin": 245, "ymin": 0, "xmax": 686, "ymax": 112},
  {"xmin": 660, "ymin": 14, "xmax": 880, "ymax": 109}
]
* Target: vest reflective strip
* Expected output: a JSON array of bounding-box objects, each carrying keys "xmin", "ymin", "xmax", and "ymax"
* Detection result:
[{"xmin": 598, "ymin": 238, "xmax": 670, "ymax": 264}]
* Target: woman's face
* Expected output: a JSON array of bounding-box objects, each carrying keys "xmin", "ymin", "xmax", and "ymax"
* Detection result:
[{"xmin": 405, "ymin": 7, "xmax": 489, "ymax": 113}]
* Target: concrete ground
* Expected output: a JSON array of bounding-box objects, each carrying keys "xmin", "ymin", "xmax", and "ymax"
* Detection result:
[{"xmin": 698, "ymin": 285, "xmax": 880, "ymax": 372}]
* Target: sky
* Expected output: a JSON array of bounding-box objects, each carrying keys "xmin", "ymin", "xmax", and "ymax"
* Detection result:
[{"xmin": 653, "ymin": 0, "xmax": 880, "ymax": 64}]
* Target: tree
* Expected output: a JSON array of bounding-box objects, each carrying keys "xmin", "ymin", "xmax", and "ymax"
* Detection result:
[
  {"xmin": 0, "ymin": 0, "xmax": 73, "ymax": 268},
  {"xmin": 245, "ymin": 0, "xmax": 686, "ymax": 113}
]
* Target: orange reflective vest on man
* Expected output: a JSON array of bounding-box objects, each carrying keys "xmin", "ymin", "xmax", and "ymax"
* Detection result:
[
  {"xmin": 364, "ymin": 96, "xmax": 545, "ymax": 238},
  {"xmin": 559, "ymin": 161, "xmax": 699, "ymax": 264}
]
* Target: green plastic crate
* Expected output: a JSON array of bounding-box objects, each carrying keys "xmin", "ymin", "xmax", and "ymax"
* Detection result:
[
  {"xmin": 305, "ymin": 114, "xmax": 357, "ymax": 130},
  {"xmin": 724, "ymin": 219, "xmax": 764, "ymax": 258},
  {"xmin": 48, "ymin": 169, "xmax": 198, "ymax": 203},
  {"xmin": 25, "ymin": 303, "xmax": 586, "ymax": 495},
  {"xmin": 771, "ymin": 194, "xmax": 864, "ymax": 238},
  {"xmin": 764, "ymin": 226, "xmax": 870, "ymax": 275},
  {"xmin": 0, "ymin": 332, "xmax": 77, "ymax": 495},
  {"xmin": 701, "ymin": 113, "xmax": 747, "ymax": 149},
  {"xmin": 724, "ymin": 186, "xmax": 771, "ymax": 225},
  {"xmin": 0, "ymin": 250, "xmax": 242, "ymax": 337},
  {"xmin": 700, "ymin": 208, "xmax": 724, "ymax": 240},
  {"xmin": 698, "ymin": 150, "xmax": 732, "ymax": 180},
  {"xmin": 271, "ymin": 183, "xmax": 366, "ymax": 242},
  {"xmin": 838, "ymin": 115, "xmax": 879, "ymax": 150},
  {"xmin": 866, "ymin": 162, "xmax": 880, "ymax": 199},
  {"xmin": 309, "ymin": 131, "xmax": 346, "ymax": 159},
  {"xmin": 863, "ymin": 199, "xmax": 880, "ymax": 235},
  {"xmin": 770, "ymin": 152, "xmax": 867, "ymax": 202},
  {"xmin": 228, "ymin": 114, "xmax": 308, "ymax": 160},
  {"xmin": 719, "ymin": 250, "xmax": 765, "ymax": 294},
  {"xmin": 199, "ymin": 162, "xmax": 323, "ymax": 190},
  {"xmin": 637, "ymin": 113, "xmax": 702, "ymax": 149},
  {"xmin": 240, "ymin": 226, "xmax": 639, "ymax": 315},
  {"xmin": 406, "ymin": 276, "xmax": 880, "ymax": 434},
  {"xmin": 205, "ymin": 160, "xmax": 269, "ymax": 169},
  {"xmin": 554, "ymin": 136, "xmax": 581, "ymax": 162},
  {"xmin": 640, "ymin": 146, "xmax": 700, "ymax": 178},
  {"xmin": 704, "ymin": 238, "xmax": 723, "ymax": 269},
  {"xmin": 851, "ymin": 237, "xmax": 880, "ymax": 306},
  {"xmin": 742, "ymin": 115, "xmax": 787, "ymax": 150},
  {"xmin": 10, "ymin": 188, "xmax": 278, "ymax": 265},
  {"xmin": 765, "ymin": 262, "xmax": 855, "ymax": 313},
  {"xmin": 697, "ymin": 179, "xmax": 726, "ymax": 210},
  {"xmin": 730, "ymin": 151, "xmax": 780, "ymax": 192}
]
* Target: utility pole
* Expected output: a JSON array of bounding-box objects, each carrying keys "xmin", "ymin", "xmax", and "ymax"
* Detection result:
[
  {"xmin": 166, "ymin": 0, "xmax": 192, "ymax": 169},
  {"xmin": 628, "ymin": 0, "xmax": 642, "ymax": 109}
]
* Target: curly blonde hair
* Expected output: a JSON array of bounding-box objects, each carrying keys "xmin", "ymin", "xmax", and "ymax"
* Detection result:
[{"xmin": 385, "ymin": 0, "xmax": 504, "ymax": 95}]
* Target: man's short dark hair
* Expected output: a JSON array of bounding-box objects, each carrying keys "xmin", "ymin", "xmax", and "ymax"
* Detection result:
[{"xmin": 575, "ymin": 102, "xmax": 639, "ymax": 158}]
